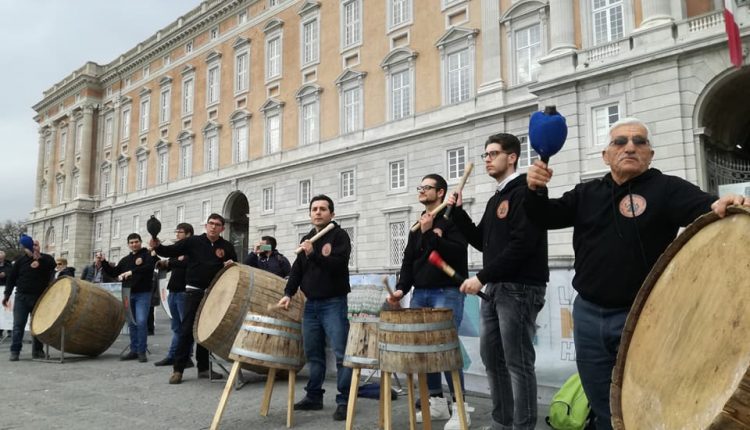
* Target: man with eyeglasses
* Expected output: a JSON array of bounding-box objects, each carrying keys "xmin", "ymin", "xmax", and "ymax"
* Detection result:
[
  {"xmin": 150, "ymin": 213, "xmax": 237, "ymax": 384},
  {"xmin": 446, "ymin": 133, "xmax": 549, "ymax": 430},
  {"xmin": 102, "ymin": 233, "xmax": 156, "ymax": 363},
  {"xmin": 525, "ymin": 117, "xmax": 749, "ymax": 430},
  {"xmin": 386, "ymin": 174, "xmax": 469, "ymax": 429}
]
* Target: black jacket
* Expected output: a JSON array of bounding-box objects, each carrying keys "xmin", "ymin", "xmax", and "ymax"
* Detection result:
[
  {"xmin": 0, "ymin": 260, "xmax": 12, "ymax": 287},
  {"xmin": 164, "ymin": 256, "xmax": 188, "ymax": 292},
  {"xmin": 4, "ymin": 253, "xmax": 56, "ymax": 297},
  {"xmin": 81, "ymin": 264, "xmax": 115, "ymax": 283},
  {"xmin": 452, "ymin": 174, "xmax": 549, "ymax": 286},
  {"xmin": 395, "ymin": 206, "xmax": 468, "ymax": 294},
  {"xmin": 55, "ymin": 267, "xmax": 75, "ymax": 279},
  {"xmin": 524, "ymin": 168, "xmax": 715, "ymax": 308},
  {"xmin": 285, "ymin": 222, "xmax": 351, "ymax": 300},
  {"xmin": 155, "ymin": 234, "xmax": 237, "ymax": 290},
  {"xmin": 102, "ymin": 248, "xmax": 156, "ymax": 294},
  {"xmin": 244, "ymin": 250, "xmax": 291, "ymax": 278}
]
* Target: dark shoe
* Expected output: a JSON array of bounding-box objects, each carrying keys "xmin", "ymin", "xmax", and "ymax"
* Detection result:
[
  {"xmin": 294, "ymin": 397, "xmax": 324, "ymax": 411},
  {"xmin": 138, "ymin": 352, "xmax": 148, "ymax": 363},
  {"xmin": 9, "ymin": 352, "xmax": 19, "ymax": 362},
  {"xmin": 333, "ymin": 404, "xmax": 347, "ymax": 421},
  {"xmin": 154, "ymin": 357, "xmax": 174, "ymax": 366},
  {"xmin": 120, "ymin": 351, "xmax": 139, "ymax": 361},
  {"xmin": 32, "ymin": 350, "xmax": 46, "ymax": 359},
  {"xmin": 169, "ymin": 371, "xmax": 183, "ymax": 385},
  {"xmin": 184, "ymin": 359, "xmax": 195, "ymax": 369},
  {"xmin": 198, "ymin": 369, "xmax": 223, "ymax": 380}
]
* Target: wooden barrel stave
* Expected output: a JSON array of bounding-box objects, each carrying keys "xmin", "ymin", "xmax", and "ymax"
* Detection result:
[
  {"xmin": 344, "ymin": 316, "xmax": 379, "ymax": 369},
  {"xmin": 229, "ymin": 313, "xmax": 305, "ymax": 371}
]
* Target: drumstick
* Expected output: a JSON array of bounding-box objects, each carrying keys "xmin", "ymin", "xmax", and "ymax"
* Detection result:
[
  {"xmin": 294, "ymin": 223, "xmax": 336, "ymax": 254},
  {"xmin": 443, "ymin": 162, "xmax": 474, "ymax": 220},
  {"xmin": 410, "ymin": 201, "xmax": 450, "ymax": 233},
  {"xmin": 427, "ymin": 250, "xmax": 490, "ymax": 301},
  {"xmin": 381, "ymin": 275, "xmax": 394, "ymax": 296},
  {"xmin": 267, "ymin": 303, "xmax": 288, "ymax": 312}
]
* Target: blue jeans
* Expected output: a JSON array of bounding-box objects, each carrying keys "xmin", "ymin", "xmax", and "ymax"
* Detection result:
[
  {"xmin": 129, "ymin": 292, "xmax": 151, "ymax": 354},
  {"xmin": 410, "ymin": 287, "xmax": 465, "ymax": 398},
  {"xmin": 572, "ymin": 296, "xmax": 628, "ymax": 430},
  {"xmin": 11, "ymin": 293, "xmax": 43, "ymax": 354},
  {"xmin": 167, "ymin": 291, "xmax": 187, "ymax": 359},
  {"xmin": 302, "ymin": 296, "xmax": 352, "ymax": 405},
  {"xmin": 480, "ymin": 282, "xmax": 545, "ymax": 430}
]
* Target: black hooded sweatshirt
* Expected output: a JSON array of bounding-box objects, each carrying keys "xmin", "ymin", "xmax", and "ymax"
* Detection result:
[{"xmin": 524, "ymin": 168, "xmax": 715, "ymax": 308}]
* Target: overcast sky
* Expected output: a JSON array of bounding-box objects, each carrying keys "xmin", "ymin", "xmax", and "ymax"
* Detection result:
[{"xmin": 0, "ymin": 0, "xmax": 199, "ymax": 222}]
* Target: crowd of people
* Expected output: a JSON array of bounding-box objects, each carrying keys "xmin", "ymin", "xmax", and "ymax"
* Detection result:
[{"xmin": 1, "ymin": 117, "xmax": 748, "ymax": 429}]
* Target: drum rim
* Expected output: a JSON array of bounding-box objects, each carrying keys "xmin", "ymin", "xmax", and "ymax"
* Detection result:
[
  {"xmin": 610, "ymin": 205, "xmax": 750, "ymax": 428},
  {"xmin": 30, "ymin": 276, "xmax": 79, "ymax": 336}
]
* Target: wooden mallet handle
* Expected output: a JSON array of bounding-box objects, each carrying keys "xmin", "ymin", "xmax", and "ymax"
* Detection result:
[
  {"xmin": 427, "ymin": 251, "xmax": 490, "ymax": 301},
  {"xmin": 295, "ymin": 223, "xmax": 336, "ymax": 254},
  {"xmin": 443, "ymin": 162, "xmax": 474, "ymax": 220},
  {"xmin": 410, "ymin": 201, "xmax": 450, "ymax": 232},
  {"xmin": 267, "ymin": 303, "xmax": 288, "ymax": 312}
]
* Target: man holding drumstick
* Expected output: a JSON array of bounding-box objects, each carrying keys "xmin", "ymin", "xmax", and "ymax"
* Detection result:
[
  {"xmin": 277, "ymin": 195, "xmax": 352, "ymax": 422},
  {"xmin": 150, "ymin": 213, "xmax": 236, "ymax": 384},
  {"xmin": 386, "ymin": 174, "xmax": 470, "ymax": 429},
  {"xmin": 525, "ymin": 117, "xmax": 749, "ymax": 429},
  {"xmin": 447, "ymin": 133, "xmax": 549, "ymax": 430}
]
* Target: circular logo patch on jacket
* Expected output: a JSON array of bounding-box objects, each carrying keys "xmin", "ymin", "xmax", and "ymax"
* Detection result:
[
  {"xmin": 215, "ymin": 248, "xmax": 225, "ymax": 259},
  {"xmin": 321, "ymin": 243, "xmax": 332, "ymax": 256},
  {"xmin": 496, "ymin": 200, "xmax": 510, "ymax": 219},
  {"xmin": 619, "ymin": 194, "xmax": 647, "ymax": 218},
  {"xmin": 30, "ymin": 260, "xmax": 39, "ymax": 269},
  {"xmin": 135, "ymin": 257, "xmax": 143, "ymax": 266}
]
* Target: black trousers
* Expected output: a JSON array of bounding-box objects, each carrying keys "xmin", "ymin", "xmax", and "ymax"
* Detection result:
[{"xmin": 173, "ymin": 290, "xmax": 209, "ymax": 372}]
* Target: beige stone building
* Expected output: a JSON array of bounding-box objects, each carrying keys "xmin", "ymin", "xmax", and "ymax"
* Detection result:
[{"xmin": 28, "ymin": 0, "xmax": 749, "ymax": 393}]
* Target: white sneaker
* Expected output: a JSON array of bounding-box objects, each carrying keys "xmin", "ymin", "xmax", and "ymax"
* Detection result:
[
  {"xmin": 416, "ymin": 396, "xmax": 451, "ymax": 422},
  {"xmin": 444, "ymin": 402, "xmax": 473, "ymax": 429}
]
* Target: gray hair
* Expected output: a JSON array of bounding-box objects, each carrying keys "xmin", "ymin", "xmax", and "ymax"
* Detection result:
[{"xmin": 608, "ymin": 117, "xmax": 652, "ymax": 142}]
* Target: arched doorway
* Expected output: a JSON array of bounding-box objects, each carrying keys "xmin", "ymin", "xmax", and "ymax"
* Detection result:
[
  {"xmin": 223, "ymin": 191, "xmax": 249, "ymax": 260},
  {"xmin": 695, "ymin": 67, "xmax": 750, "ymax": 195}
]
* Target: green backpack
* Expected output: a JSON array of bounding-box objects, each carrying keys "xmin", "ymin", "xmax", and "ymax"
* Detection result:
[{"xmin": 546, "ymin": 373, "xmax": 591, "ymax": 430}]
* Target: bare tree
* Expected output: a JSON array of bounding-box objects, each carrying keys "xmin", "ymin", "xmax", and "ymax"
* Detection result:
[{"xmin": 0, "ymin": 220, "xmax": 26, "ymax": 260}]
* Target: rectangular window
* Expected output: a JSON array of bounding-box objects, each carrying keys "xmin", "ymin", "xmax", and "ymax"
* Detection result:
[
  {"xmin": 56, "ymin": 181, "xmax": 64, "ymax": 204},
  {"xmin": 391, "ymin": 69, "xmax": 411, "ymax": 120},
  {"xmin": 447, "ymin": 147, "xmax": 466, "ymax": 180},
  {"xmin": 163, "ymin": 55, "xmax": 171, "ymax": 67},
  {"xmin": 207, "ymin": 65, "xmax": 220, "ymax": 105},
  {"xmin": 59, "ymin": 130, "xmax": 67, "ymax": 159},
  {"xmin": 182, "ymin": 78, "xmax": 194, "ymax": 115},
  {"xmin": 113, "ymin": 219, "xmax": 121, "ymax": 238},
  {"xmin": 389, "ymin": 160, "xmax": 405, "ymax": 190},
  {"xmin": 266, "ymin": 114, "xmax": 281, "ymax": 154},
  {"xmin": 44, "ymin": 139, "xmax": 51, "ymax": 166},
  {"xmin": 143, "ymin": 65, "xmax": 150, "ymax": 78},
  {"xmin": 341, "ymin": 224, "xmax": 356, "ymax": 268},
  {"xmin": 139, "ymin": 98, "xmax": 150, "ymax": 133},
  {"xmin": 447, "ymin": 49, "xmax": 470, "ymax": 104},
  {"xmin": 266, "ymin": 37, "xmax": 281, "ymax": 79},
  {"xmin": 238, "ymin": 10, "xmax": 248, "ymax": 24},
  {"xmin": 157, "ymin": 151, "xmax": 168, "ymax": 184},
  {"xmin": 121, "ymin": 107, "xmax": 131, "ymax": 139},
  {"xmin": 390, "ymin": 0, "xmax": 411, "ymax": 28},
  {"xmin": 72, "ymin": 174, "xmax": 80, "ymax": 198},
  {"xmin": 593, "ymin": 0, "xmax": 624, "ymax": 45},
  {"xmin": 118, "ymin": 164, "xmax": 128, "ymax": 194},
  {"xmin": 63, "ymin": 225, "xmax": 69, "ymax": 242},
  {"xmin": 159, "ymin": 88, "xmax": 171, "ymax": 123},
  {"xmin": 234, "ymin": 124, "xmax": 248, "ymax": 163},
  {"xmin": 96, "ymin": 222, "xmax": 103, "ymax": 241},
  {"xmin": 389, "ymin": 221, "xmax": 407, "ymax": 266},
  {"xmin": 210, "ymin": 26, "xmax": 219, "ymax": 41},
  {"xmin": 104, "ymin": 115, "xmax": 114, "ymax": 147},
  {"xmin": 75, "ymin": 122, "xmax": 84, "ymax": 153},
  {"xmin": 593, "ymin": 104, "xmax": 620, "ymax": 146},
  {"xmin": 301, "ymin": 100, "xmax": 318, "ymax": 145},
  {"xmin": 136, "ymin": 158, "xmax": 147, "ymax": 190},
  {"xmin": 185, "ymin": 41, "xmax": 193, "ymax": 54},
  {"xmin": 299, "ymin": 180, "xmax": 311, "ymax": 206},
  {"xmin": 101, "ymin": 169, "xmax": 111, "ymax": 197},
  {"xmin": 206, "ymin": 134, "xmax": 218, "ymax": 170},
  {"xmin": 124, "ymin": 77, "xmax": 132, "ymax": 88},
  {"xmin": 343, "ymin": 87, "xmax": 361, "ymax": 133},
  {"xmin": 340, "ymin": 170, "xmax": 355, "ymax": 199},
  {"xmin": 235, "ymin": 52, "xmax": 249, "ymax": 93},
  {"xmin": 262, "ymin": 187, "xmax": 274, "ymax": 212},
  {"xmin": 133, "ymin": 215, "xmax": 140, "ymax": 232},
  {"xmin": 518, "ymin": 135, "xmax": 540, "ymax": 168},
  {"xmin": 202, "ymin": 200, "xmax": 211, "ymax": 221},
  {"xmin": 515, "ymin": 24, "xmax": 542, "ymax": 84},
  {"xmin": 180, "ymin": 143, "xmax": 192, "ymax": 178},
  {"xmin": 176, "ymin": 205, "xmax": 185, "ymax": 223},
  {"xmin": 343, "ymin": 0, "xmax": 362, "ymax": 48},
  {"xmin": 302, "ymin": 19, "xmax": 319, "ymax": 65}
]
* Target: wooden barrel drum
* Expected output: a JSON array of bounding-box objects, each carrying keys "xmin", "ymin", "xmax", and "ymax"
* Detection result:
[
  {"xmin": 229, "ymin": 313, "xmax": 305, "ymax": 371},
  {"xmin": 344, "ymin": 316, "xmax": 379, "ymax": 369},
  {"xmin": 30, "ymin": 277, "xmax": 126, "ymax": 356},
  {"xmin": 611, "ymin": 206, "xmax": 750, "ymax": 429},
  {"xmin": 378, "ymin": 308, "xmax": 462, "ymax": 374}
]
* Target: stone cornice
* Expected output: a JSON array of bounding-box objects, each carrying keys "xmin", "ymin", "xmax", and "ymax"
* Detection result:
[{"xmin": 32, "ymin": 70, "xmax": 101, "ymax": 114}]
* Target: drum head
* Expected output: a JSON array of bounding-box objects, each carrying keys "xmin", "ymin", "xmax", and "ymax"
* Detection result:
[
  {"xmin": 31, "ymin": 277, "xmax": 74, "ymax": 335},
  {"xmin": 612, "ymin": 207, "xmax": 750, "ymax": 429},
  {"xmin": 196, "ymin": 264, "xmax": 243, "ymax": 342}
]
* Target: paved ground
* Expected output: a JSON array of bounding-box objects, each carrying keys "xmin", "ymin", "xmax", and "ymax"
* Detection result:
[{"xmin": 0, "ymin": 314, "xmax": 551, "ymax": 430}]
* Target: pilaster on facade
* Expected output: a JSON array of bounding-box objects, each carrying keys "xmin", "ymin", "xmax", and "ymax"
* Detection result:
[{"xmin": 477, "ymin": 0, "xmax": 504, "ymax": 94}]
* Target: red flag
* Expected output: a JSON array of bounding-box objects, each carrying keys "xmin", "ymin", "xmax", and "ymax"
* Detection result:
[{"xmin": 724, "ymin": 0, "xmax": 743, "ymax": 68}]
